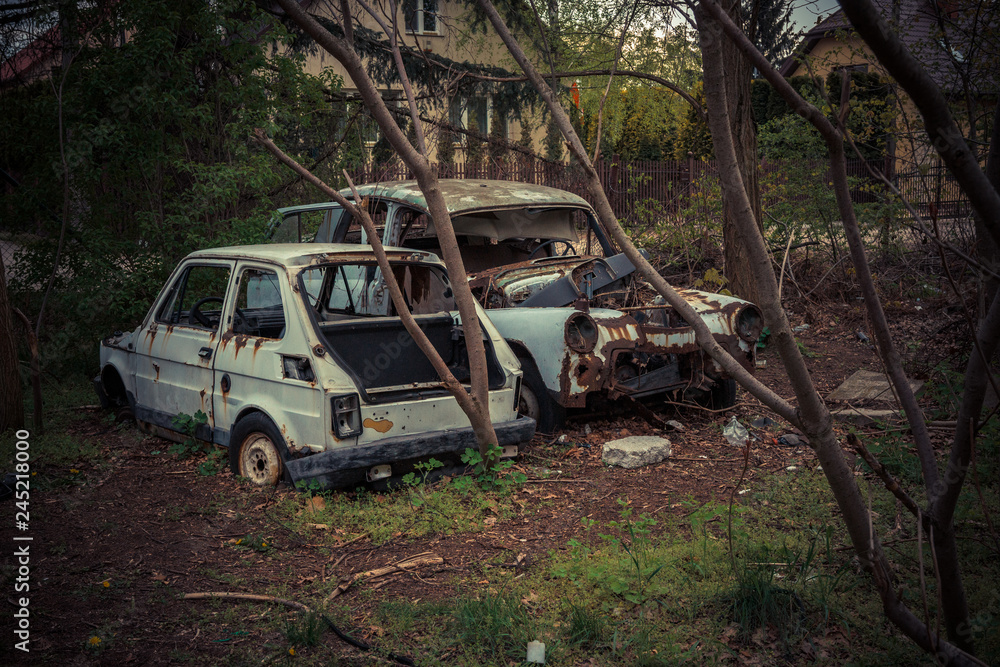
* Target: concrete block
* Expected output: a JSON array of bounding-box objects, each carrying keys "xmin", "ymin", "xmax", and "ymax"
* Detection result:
[{"xmin": 602, "ymin": 436, "xmax": 672, "ymax": 469}]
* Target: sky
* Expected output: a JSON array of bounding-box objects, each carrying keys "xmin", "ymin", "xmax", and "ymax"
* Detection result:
[{"xmin": 789, "ymin": 0, "xmax": 842, "ymax": 32}]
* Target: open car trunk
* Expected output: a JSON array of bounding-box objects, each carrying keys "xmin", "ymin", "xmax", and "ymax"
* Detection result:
[
  {"xmin": 318, "ymin": 313, "xmax": 504, "ymax": 393},
  {"xmin": 302, "ymin": 260, "xmax": 504, "ymax": 397}
]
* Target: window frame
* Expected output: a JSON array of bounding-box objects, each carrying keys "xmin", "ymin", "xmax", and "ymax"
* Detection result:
[
  {"xmin": 154, "ymin": 262, "xmax": 233, "ymax": 332},
  {"xmin": 404, "ymin": 0, "xmax": 440, "ymax": 36}
]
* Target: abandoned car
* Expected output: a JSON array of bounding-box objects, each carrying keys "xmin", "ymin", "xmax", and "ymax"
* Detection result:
[
  {"xmin": 94, "ymin": 244, "xmax": 534, "ymax": 488},
  {"xmin": 273, "ymin": 180, "xmax": 764, "ymax": 431}
]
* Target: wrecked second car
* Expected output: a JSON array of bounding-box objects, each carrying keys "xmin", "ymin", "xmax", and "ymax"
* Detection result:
[
  {"xmin": 274, "ymin": 180, "xmax": 764, "ymax": 431},
  {"xmin": 94, "ymin": 244, "xmax": 534, "ymax": 488}
]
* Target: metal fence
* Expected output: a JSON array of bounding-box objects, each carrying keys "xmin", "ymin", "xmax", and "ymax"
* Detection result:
[{"xmin": 347, "ymin": 153, "xmax": 964, "ymax": 224}]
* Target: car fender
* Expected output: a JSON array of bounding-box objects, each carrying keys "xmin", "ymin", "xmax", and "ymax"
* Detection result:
[{"xmin": 485, "ymin": 307, "xmax": 644, "ymax": 407}]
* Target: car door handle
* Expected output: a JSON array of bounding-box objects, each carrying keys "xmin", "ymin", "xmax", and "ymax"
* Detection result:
[{"xmin": 198, "ymin": 347, "xmax": 213, "ymax": 360}]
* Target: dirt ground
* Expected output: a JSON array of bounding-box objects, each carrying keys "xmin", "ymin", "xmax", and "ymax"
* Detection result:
[{"xmin": 0, "ymin": 297, "xmax": 959, "ymax": 666}]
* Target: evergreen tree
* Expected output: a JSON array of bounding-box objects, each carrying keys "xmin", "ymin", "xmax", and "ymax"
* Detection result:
[
  {"xmin": 437, "ymin": 116, "xmax": 456, "ymax": 166},
  {"xmin": 518, "ymin": 119, "xmax": 534, "ymax": 152},
  {"xmin": 466, "ymin": 113, "xmax": 485, "ymax": 170},
  {"xmin": 488, "ymin": 107, "xmax": 507, "ymax": 164},
  {"xmin": 746, "ymin": 0, "xmax": 796, "ymax": 67},
  {"xmin": 544, "ymin": 116, "xmax": 563, "ymax": 162}
]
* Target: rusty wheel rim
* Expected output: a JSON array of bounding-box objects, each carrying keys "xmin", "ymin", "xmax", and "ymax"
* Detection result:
[
  {"xmin": 239, "ymin": 433, "xmax": 281, "ymax": 486},
  {"xmin": 518, "ymin": 384, "xmax": 541, "ymax": 421}
]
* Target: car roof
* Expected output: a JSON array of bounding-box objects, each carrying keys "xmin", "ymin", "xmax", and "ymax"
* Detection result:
[
  {"xmin": 186, "ymin": 243, "xmax": 443, "ymax": 269},
  {"xmin": 331, "ymin": 179, "xmax": 593, "ymax": 215}
]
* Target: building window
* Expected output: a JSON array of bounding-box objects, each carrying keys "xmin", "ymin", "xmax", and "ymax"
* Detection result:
[
  {"xmin": 404, "ymin": 0, "xmax": 438, "ymax": 35},
  {"xmin": 448, "ymin": 97, "xmax": 492, "ymax": 138}
]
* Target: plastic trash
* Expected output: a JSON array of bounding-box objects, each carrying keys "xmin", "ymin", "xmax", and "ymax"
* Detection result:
[
  {"xmin": 723, "ymin": 417, "xmax": 749, "ymax": 448},
  {"xmin": 751, "ymin": 417, "xmax": 778, "ymax": 428},
  {"xmin": 527, "ymin": 640, "xmax": 546, "ymax": 663}
]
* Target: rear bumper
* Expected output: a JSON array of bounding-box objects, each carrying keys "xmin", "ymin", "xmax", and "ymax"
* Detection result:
[{"xmin": 284, "ymin": 416, "xmax": 536, "ymax": 488}]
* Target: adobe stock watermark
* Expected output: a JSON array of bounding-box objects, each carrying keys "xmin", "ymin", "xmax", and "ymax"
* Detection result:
[
  {"xmin": 11, "ymin": 429, "xmax": 32, "ymax": 653},
  {"xmin": 934, "ymin": 590, "xmax": 1000, "ymax": 662}
]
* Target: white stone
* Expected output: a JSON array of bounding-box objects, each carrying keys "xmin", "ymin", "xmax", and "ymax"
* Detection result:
[
  {"xmin": 602, "ymin": 436, "xmax": 672, "ymax": 469},
  {"xmin": 527, "ymin": 640, "xmax": 546, "ymax": 663}
]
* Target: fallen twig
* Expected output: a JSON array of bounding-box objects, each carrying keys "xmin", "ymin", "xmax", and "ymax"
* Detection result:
[
  {"xmin": 184, "ymin": 589, "xmax": 416, "ymax": 665},
  {"xmin": 327, "ymin": 552, "xmax": 444, "ymax": 602},
  {"xmin": 670, "ymin": 456, "xmax": 740, "ymax": 462},
  {"xmin": 522, "ymin": 478, "xmax": 593, "ymax": 484},
  {"xmin": 333, "ymin": 532, "xmax": 369, "ymax": 549}
]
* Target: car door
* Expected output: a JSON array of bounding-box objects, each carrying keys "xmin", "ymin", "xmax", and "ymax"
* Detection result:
[
  {"xmin": 270, "ymin": 205, "xmax": 348, "ymax": 243},
  {"xmin": 134, "ymin": 260, "xmax": 234, "ymax": 439},
  {"xmin": 211, "ymin": 263, "xmax": 325, "ymax": 451}
]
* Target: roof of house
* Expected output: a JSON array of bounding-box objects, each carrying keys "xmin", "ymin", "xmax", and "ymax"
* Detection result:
[
  {"xmin": 0, "ymin": 26, "xmax": 60, "ymax": 86},
  {"xmin": 778, "ymin": 0, "xmax": 998, "ymax": 92}
]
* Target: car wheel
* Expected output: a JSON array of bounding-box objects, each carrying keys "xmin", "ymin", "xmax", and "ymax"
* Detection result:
[
  {"xmin": 230, "ymin": 413, "xmax": 288, "ymax": 487},
  {"xmin": 516, "ymin": 354, "xmax": 564, "ymax": 434},
  {"xmin": 701, "ymin": 378, "xmax": 738, "ymax": 410},
  {"xmin": 114, "ymin": 404, "xmax": 134, "ymax": 424}
]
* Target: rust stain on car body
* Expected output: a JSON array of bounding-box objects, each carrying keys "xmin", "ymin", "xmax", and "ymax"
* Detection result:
[{"xmin": 363, "ymin": 418, "xmax": 393, "ymax": 433}]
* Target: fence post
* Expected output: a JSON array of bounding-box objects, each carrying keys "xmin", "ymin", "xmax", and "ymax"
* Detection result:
[{"xmin": 687, "ymin": 152, "xmax": 695, "ymax": 209}]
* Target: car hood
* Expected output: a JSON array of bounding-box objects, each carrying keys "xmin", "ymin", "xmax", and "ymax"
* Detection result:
[{"xmin": 468, "ymin": 254, "xmax": 640, "ymax": 308}]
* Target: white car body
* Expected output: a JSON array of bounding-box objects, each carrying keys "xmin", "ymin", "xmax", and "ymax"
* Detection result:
[{"xmin": 94, "ymin": 244, "xmax": 533, "ymax": 488}]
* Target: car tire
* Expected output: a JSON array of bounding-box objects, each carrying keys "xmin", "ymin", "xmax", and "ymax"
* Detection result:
[
  {"xmin": 229, "ymin": 413, "xmax": 288, "ymax": 487},
  {"xmin": 516, "ymin": 354, "xmax": 564, "ymax": 434},
  {"xmin": 703, "ymin": 378, "xmax": 738, "ymax": 410},
  {"xmin": 114, "ymin": 404, "xmax": 134, "ymax": 424}
]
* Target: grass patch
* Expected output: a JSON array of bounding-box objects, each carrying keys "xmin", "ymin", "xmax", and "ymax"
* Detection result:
[
  {"xmin": 279, "ymin": 474, "xmax": 520, "ymax": 546},
  {"xmin": 454, "ymin": 588, "xmax": 537, "ymax": 663}
]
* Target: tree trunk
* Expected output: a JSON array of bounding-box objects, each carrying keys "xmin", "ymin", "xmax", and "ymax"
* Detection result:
[
  {"xmin": 719, "ymin": 0, "xmax": 762, "ymax": 304},
  {"xmin": 976, "ymin": 102, "xmax": 1000, "ymax": 317},
  {"xmin": 477, "ymin": 0, "xmax": 983, "ymax": 660},
  {"xmin": 0, "ymin": 250, "xmax": 25, "ymax": 432},
  {"xmin": 697, "ymin": 0, "xmax": 986, "ymax": 659}
]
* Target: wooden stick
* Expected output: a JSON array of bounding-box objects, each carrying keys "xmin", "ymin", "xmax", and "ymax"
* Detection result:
[{"xmin": 327, "ymin": 553, "xmax": 444, "ymax": 602}]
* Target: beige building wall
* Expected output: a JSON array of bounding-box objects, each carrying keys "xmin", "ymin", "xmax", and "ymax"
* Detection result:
[{"xmin": 297, "ymin": 0, "xmax": 548, "ymax": 163}]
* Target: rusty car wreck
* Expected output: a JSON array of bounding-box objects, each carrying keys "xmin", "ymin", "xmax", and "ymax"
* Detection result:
[
  {"xmin": 94, "ymin": 244, "xmax": 534, "ymax": 488},
  {"xmin": 274, "ymin": 180, "xmax": 764, "ymax": 431}
]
